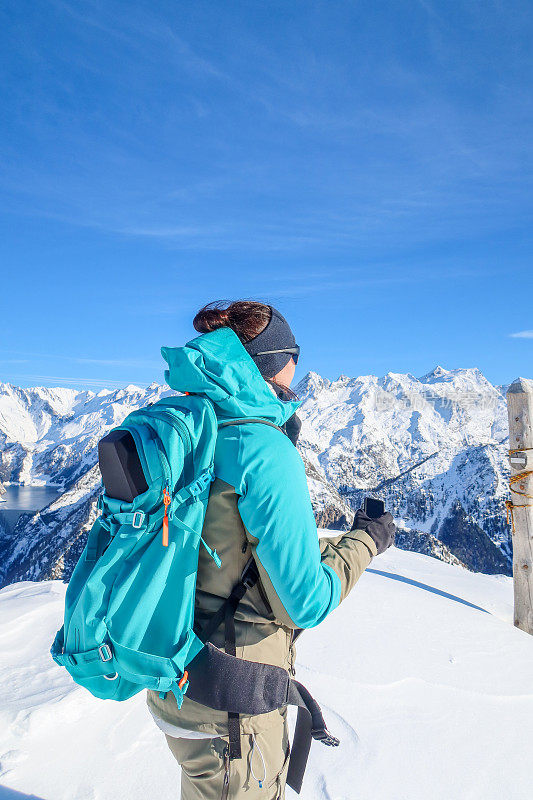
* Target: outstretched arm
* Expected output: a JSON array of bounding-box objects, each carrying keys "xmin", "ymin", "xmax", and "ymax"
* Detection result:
[{"xmin": 233, "ymin": 428, "xmax": 375, "ymax": 628}]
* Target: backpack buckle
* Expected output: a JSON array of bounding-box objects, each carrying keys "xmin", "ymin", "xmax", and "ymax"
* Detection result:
[
  {"xmin": 240, "ymin": 557, "xmax": 259, "ymax": 590},
  {"xmin": 311, "ymin": 727, "xmax": 340, "ymax": 747},
  {"xmin": 98, "ymin": 644, "xmax": 113, "ymax": 662},
  {"xmin": 132, "ymin": 511, "xmax": 145, "ymax": 529},
  {"xmin": 242, "ymin": 569, "xmax": 258, "ymax": 591},
  {"xmin": 190, "ymin": 470, "xmax": 214, "ymax": 496}
]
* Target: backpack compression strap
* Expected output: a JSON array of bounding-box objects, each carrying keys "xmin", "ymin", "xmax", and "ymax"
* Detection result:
[{"xmin": 218, "ymin": 418, "xmax": 285, "ymax": 433}]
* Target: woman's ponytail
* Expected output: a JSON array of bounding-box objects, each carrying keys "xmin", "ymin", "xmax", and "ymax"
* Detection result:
[
  {"xmin": 193, "ymin": 301, "xmax": 271, "ymax": 342},
  {"xmin": 192, "ymin": 305, "xmax": 231, "ymax": 334}
]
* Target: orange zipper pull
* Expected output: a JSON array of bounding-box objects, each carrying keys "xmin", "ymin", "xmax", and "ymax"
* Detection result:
[{"xmin": 162, "ymin": 487, "xmax": 171, "ymax": 547}]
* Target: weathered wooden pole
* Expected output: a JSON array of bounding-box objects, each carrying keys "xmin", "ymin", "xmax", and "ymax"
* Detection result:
[{"xmin": 506, "ymin": 378, "xmax": 533, "ymax": 634}]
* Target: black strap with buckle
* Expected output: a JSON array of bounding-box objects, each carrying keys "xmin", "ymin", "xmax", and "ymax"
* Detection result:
[
  {"xmin": 192, "ymin": 557, "xmax": 339, "ymax": 791},
  {"xmin": 198, "ymin": 558, "xmax": 260, "ymax": 760}
]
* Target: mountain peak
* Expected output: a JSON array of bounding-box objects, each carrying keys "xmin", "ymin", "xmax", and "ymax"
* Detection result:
[
  {"xmin": 419, "ymin": 365, "xmax": 450, "ymax": 382},
  {"xmin": 295, "ymin": 371, "xmax": 330, "ymax": 396},
  {"xmin": 419, "ymin": 366, "xmax": 490, "ymax": 390}
]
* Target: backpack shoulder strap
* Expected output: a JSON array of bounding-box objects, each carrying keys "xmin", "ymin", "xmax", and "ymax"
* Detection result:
[
  {"xmin": 197, "ymin": 558, "xmax": 259, "ymax": 645},
  {"xmin": 196, "ymin": 557, "xmax": 260, "ymax": 761},
  {"xmin": 218, "ymin": 418, "xmax": 284, "ymax": 433}
]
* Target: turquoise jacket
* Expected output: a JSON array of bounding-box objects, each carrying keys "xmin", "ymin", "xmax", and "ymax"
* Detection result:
[{"xmin": 162, "ymin": 327, "xmax": 342, "ymax": 628}]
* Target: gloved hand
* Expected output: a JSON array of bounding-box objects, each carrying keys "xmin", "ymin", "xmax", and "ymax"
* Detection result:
[{"xmin": 351, "ymin": 509, "xmax": 396, "ymax": 555}]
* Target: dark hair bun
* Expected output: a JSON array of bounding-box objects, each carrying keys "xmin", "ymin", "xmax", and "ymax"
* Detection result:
[
  {"xmin": 193, "ymin": 300, "xmax": 271, "ymax": 342},
  {"xmin": 193, "ymin": 305, "xmax": 230, "ymax": 333}
]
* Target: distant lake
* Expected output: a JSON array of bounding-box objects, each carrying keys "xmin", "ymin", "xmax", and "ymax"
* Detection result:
[{"xmin": 0, "ymin": 484, "xmax": 61, "ymax": 533}]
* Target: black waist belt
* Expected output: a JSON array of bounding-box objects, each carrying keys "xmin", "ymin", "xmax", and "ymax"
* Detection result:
[{"xmin": 187, "ymin": 559, "xmax": 339, "ymax": 794}]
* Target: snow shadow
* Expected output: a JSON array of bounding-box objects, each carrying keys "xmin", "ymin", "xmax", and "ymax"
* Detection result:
[
  {"xmin": 366, "ymin": 568, "xmax": 489, "ymax": 613},
  {"xmin": 0, "ymin": 788, "xmax": 48, "ymax": 799}
]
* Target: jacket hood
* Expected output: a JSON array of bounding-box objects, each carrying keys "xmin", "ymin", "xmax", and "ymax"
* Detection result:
[{"xmin": 161, "ymin": 327, "xmax": 301, "ymax": 426}]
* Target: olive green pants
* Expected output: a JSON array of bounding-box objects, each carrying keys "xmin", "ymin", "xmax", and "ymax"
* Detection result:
[{"xmin": 165, "ymin": 716, "xmax": 290, "ymax": 800}]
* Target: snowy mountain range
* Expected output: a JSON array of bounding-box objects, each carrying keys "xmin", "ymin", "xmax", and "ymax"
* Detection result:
[{"xmin": 0, "ymin": 366, "xmax": 512, "ymax": 587}]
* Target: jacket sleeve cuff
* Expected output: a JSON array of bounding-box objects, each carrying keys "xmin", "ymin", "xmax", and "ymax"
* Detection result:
[{"xmin": 351, "ymin": 529, "xmax": 378, "ymax": 558}]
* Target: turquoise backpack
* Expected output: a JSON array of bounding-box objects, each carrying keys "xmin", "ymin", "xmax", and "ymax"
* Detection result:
[{"xmin": 50, "ymin": 395, "xmax": 220, "ymax": 707}]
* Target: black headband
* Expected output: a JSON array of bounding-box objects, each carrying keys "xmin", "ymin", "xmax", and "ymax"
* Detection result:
[{"xmin": 243, "ymin": 306, "xmax": 296, "ymax": 378}]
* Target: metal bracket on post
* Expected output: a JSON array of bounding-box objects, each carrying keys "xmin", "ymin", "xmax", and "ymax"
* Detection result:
[{"xmin": 509, "ymin": 451, "xmax": 531, "ymax": 471}]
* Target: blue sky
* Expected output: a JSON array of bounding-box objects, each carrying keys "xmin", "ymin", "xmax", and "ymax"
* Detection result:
[{"xmin": 1, "ymin": 0, "xmax": 532, "ymax": 390}]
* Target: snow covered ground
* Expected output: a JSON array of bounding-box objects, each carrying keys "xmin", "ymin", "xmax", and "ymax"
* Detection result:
[{"xmin": 0, "ymin": 543, "xmax": 531, "ymax": 800}]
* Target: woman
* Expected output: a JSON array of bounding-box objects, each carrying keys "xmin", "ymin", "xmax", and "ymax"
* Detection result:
[{"xmin": 147, "ymin": 300, "xmax": 395, "ymax": 800}]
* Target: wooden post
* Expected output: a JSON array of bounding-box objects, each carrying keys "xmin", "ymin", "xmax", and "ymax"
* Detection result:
[{"xmin": 506, "ymin": 378, "xmax": 533, "ymax": 634}]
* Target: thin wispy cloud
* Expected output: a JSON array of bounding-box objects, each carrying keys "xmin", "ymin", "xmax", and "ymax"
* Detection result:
[
  {"xmin": 255, "ymin": 267, "xmax": 505, "ymax": 298},
  {"xmin": 49, "ymin": 0, "xmax": 232, "ymax": 83},
  {"xmin": 509, "ymin": 330, "xmax": 533, "ymax": 339},
  {"xmin": 116, "ymin": 224, "xmax": 230, "ymax": 240},
  {"xmin": 2, "ymin": 3, "xmax": 529, "ymax": 258},
  {"xmin": 8, "ymin": 374, "xmax": 150, "ymax": 390},
  {"xmin": 75, "ymin": 357, "xmax": 162, "ymax": 368},
  {"xmin": 0, "ymin": 351, "xmax": 161, "ymax": 369}
]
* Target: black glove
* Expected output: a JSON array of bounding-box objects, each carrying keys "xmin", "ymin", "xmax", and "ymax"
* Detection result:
[{"xmin": 351, "ymin": 509, "xmax": 396, "ymax": 555}]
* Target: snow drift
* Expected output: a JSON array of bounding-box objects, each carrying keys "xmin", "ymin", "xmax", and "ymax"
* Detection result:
[{"xmin": 0, "ymin": 543, "xmax": 531, "ymax": 800}]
